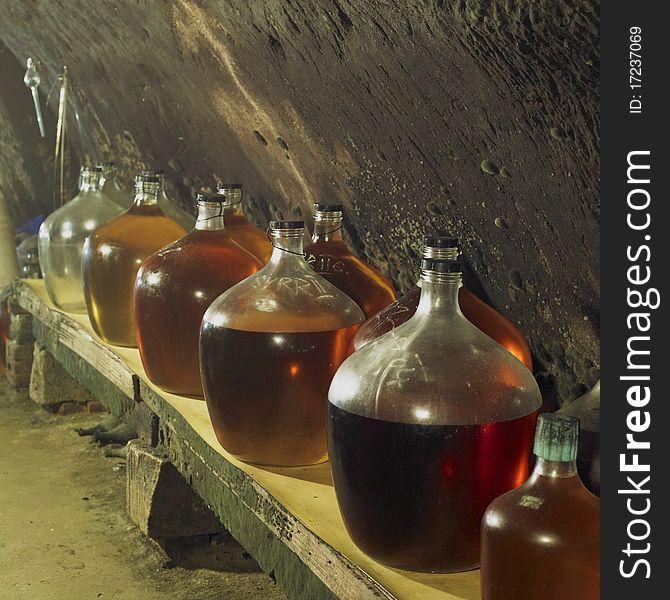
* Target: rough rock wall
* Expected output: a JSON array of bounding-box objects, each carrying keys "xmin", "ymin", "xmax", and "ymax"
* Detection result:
[{"xmin": 0, "ymin": 0, "xmax": 600, "ymax": 408}]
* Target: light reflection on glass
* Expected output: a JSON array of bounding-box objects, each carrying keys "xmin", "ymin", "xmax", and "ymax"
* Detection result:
[
  {"xmin": 146, "ymin": 272, "xmax": 162, "ymax": 287},
  {"xmin": 61, "ymin": 222, "xmax": 74, "ymax": 240},
  {"xmin": 414, "ymin": 407, "xmax": 431, "ymax": 421}
]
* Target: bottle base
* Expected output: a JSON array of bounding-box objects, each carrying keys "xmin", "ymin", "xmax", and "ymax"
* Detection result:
[
  {"xmin": 93, "ymin": 335, "xmax": 138, "ymax": 348},
  {"xmin": 356, "ymin": 545, "xmax": 480, "ymax": 574},
  {"xmin": 228, "ymin": 452, "xmax": 329, "ymax": 469},
  {"xmin": 52, "ymin": 301, "xmax": 88, "ymax": 315},
  {"xmin": 144, "ymin": 378, "xmax": 204, "ymax": 400}
]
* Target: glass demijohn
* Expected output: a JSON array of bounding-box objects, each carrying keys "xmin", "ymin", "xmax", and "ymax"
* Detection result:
[
  {"xmin": 217, "ymin": 182, "xmax": 272, "ymax": 263},
  {"xmin": 134, "ymin": 193, "xmax": 262, "ymax": 397},
  {"xmin": 353, "ymin": 236, "xmax": 533, "ymax": 369},
  {"xmin": 327, "ymin": 258, "xmax": 541, "ymax": 572},
  {"xmin": 305, "ymin": 204, "xmax": 396, "ymax": 318},
  {"xmin": 481, "ymin": 413, "xmax": 600, "ymax": 599},
  {"xmin": 200, "ymin": 220, "xmax": 365, "ymax": 467},
  {"xmin": 38, "ymin": 165, "xmax": 123, "ymax": 313},
  {"xmin": 82, "ymin": 175, "xmax": 187, "ymax": 347},
  {"xmin": 20, "ymin": 240, "xmax": 42, "ymax": 279}
]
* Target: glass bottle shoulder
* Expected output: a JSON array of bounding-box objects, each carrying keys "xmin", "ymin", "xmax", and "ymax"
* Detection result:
[
  {"xmin": 224, "ymin": 211, "xmax": 259, "ymax": 230},
  {"xmin": 102, "ymin": 180, "xmax": 133, "ymax": 209},
  {"xmin": 39, "ymin": 190, "xmax": 123, "ymax": 244},
  {"xmin": 89, "ymin": 205, "xmax": 187, "ymax": 247},
  {"xmin": 458, "ymin": 286, "xmax": 533, "ymax": 369},
  {"xmin": 225, "ymin": 218, "xmax": 272, "ymax": 262},
  {"xmin": 484, "ymin": 473, "xmax": 600, "ymax": 538},
  {"xmin": 355, "ymin": 285, "xmax": 420, "ymax": 339},
  {"xmin": 307, "ymin": 241, "xmax": 393, "ymax": 285},
  {"xmin": 203, "ymin": 255, "xmax": 364, "ymax": 333},
  {"xmin": 330, "ymin": 305, "xmax": 541, "ymax": 425},
  {"xmin": 157, "ymin": 196, "xmax": 196, "ymax": 230},
  {"xmin": 139, "ymin": 229, "xmax": 261, "ymax": 280}
]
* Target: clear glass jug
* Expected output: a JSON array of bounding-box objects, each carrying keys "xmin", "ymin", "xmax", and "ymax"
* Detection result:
[
  {"xmin": 134, "ymin": 193, "xmax": 262, "ymax": 397},
  {"xmin": 82, "ymin": 176, "xmax": 187, "ymax": 346},
  {"xmin": 200, "ymin": 220, "xmax": 365, "ymax": 466},
  {"xmin": 328, "ymin": 258, "xmax": 541, "ymax": 572},
  {"xmin": 216, "ymin": 182, "xmax": 272, "ymax": 263},
  {"xmin": 353, "ymin": 236, "xmax": 533, "ymax": 369},
  {"xmin": 38, "ymin": 166, "xmax": 123, "ymax": 312},
  {"xmin": 305, "ymin": 203, "xmax": 396, "ymax": 318},
  {"xmin": 481, "ymin": 413, "xmax": 600, "ymax": 599}
]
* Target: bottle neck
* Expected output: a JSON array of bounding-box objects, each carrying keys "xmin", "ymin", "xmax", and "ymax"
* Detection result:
[
  {"xmin": 141, "ymin": 173, "xmax": 165, "ymax": 193},
  {"xmin": 532, "ymin": 457, "xmax": 578, "ymax": 479},
  {"xmin": 415, "ymin": 273, "xmax": 462, "ymax": 317},
  {"xmin": 80, "ymin": 174, "xmax": 100, "ymax": 193},
  {"xmin": 312, "ymin": 213, "xmax": 343, "ymax": 242},
  {"xmin": 416, "ymin": 247, "xmax": 461, "ymax": 287},
  {"xmin": 195, "ymin": 202, "xmax": 226, "ymax": 231},
  {"xmin": 422, "ymin": 246, "xmax": 459, "ymax": 260},
  {"xmin": 134, "ymin": 183, "xmax": 160, "ymax": 206},
  {"xmin": 80, "ymin": 181, "xmax": 100, "ymax": 193},
  {"xmin": 216, "ymin": 188, "xmax": 244, "ymax": 219},
  {"xmin": 100, "ymin": 167, "xmax": 115, "ymax": 183},
  {"xmin": 226, "ymin": 204, "xmax": 245, "ymax": 218},
  {"xmin": 223, "ymin": 203, "xmax": 248, "ymax": 226},
  {"xmin": 270, "ymin": 231, "xmax": 305, "ymax": 265}
]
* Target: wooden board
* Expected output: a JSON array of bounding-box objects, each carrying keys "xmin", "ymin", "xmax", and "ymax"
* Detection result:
[{"xmin": 11, "ymin": 279, "xmax": 480, "ymax": 600}]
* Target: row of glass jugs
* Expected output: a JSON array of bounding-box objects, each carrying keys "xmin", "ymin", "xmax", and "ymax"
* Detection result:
[{"xmin": 37, "ymin": 165, "xmax": 597, "ymax": 591}]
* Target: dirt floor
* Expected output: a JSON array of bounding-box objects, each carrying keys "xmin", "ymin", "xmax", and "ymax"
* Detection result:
[{"xmin": 0, "ymin": 377, "xmax": 286, "ymax": 600}]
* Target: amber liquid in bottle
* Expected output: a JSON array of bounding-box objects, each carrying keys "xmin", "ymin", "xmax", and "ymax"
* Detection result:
[
  {"xmin": 328, "ymin": 406, "xmax": 536, "ymax": 572},
  {"xmin": 305, "ymin": 207, "xmax": 396, "ymax": 319},
  {"xmin": 200, "ymin": 221, "xmax": 364, "ymax": 467},
  {"xmin": 354, "ymin": 280, "xmax": 532, "ymax": 369},
  {"xmin": 201, "ymin": 316, "xmax": 358, "ymax": 466},
  {"xmin": 225, "ymin": 206, "xmax": 272, "ymax": 264},
  {"xmin": 83, "ymin": 191, "xmax": 186, "ymax": 347},
  {"xmin": 481, "ymin": 415, "xmax": 600, "ymax": 599},
  {"xmin": 217, "ymin": 184, "xmax": 272, "ymax": 264},
  {"xmin": 134, "ymin": 199, "xmax": 261, "ymax": 397}
]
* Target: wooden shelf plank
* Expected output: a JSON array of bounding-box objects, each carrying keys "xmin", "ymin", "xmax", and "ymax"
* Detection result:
[{"xmin": 11, "ymin": 279, "xmax": 480, "ymax": 600}]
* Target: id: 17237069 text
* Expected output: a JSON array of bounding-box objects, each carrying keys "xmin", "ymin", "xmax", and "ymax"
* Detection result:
[{"xmin": 629, "ymin": 26, "xmax": 643, "ymax": 114}]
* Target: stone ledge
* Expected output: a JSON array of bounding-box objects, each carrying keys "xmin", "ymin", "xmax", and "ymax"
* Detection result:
[
  {"xmin": 29, "ymin": 343, "xmax": 95, "ymax": 407},
  {"xmin": 126, "ymin": 439, "xmax": 225, "ymax": 539},
  {"xmin": 8, "ymin": 312, "xmax": 33, "ymax": 343},
  {"xmin": 5, "ymin": 339, "xmax": 33, "ymax": 362},
  {"xmin": 5, "ymin": 340, "xmax": 33, "ymax": 388}
]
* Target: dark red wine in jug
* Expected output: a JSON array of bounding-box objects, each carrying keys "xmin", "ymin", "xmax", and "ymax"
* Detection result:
[{"xmin": 328, "ymin": 258, "xmax": 542, "ymax": 572}]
